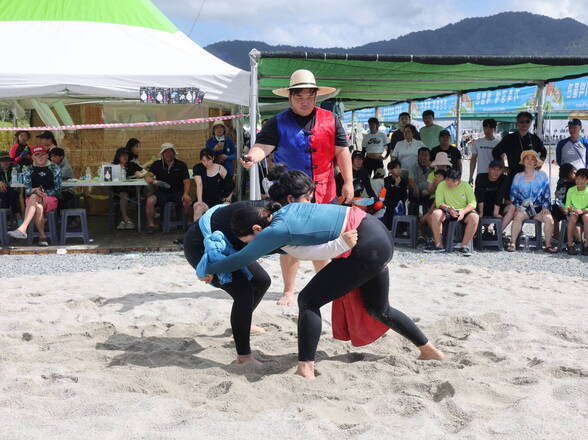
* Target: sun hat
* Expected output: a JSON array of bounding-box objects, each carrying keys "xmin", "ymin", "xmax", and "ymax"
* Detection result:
[
  {"xmin": 30, "ymin": 145, "xmax": 47, "ymax": 155},
  {"xmin": 430, "ymin": 152, "xmax": 452, "ymax": 167},
  {"xmin": 212, "ymin": 121, "xmax": 226, "ymax": 130},
  {"xmin": 519, "ymin": 149, "xmax": 543, "ymax": 166},
  {"xmin": 159, "ymin": 143, "xmax": 177, "ymax": 155},
  {"xmin": 272, "ymin": 69, "xmax": 337, "ymax": 97},
  {"xmin": 0, "ymin": 151, "xmax": 11, "ymax": 162}
]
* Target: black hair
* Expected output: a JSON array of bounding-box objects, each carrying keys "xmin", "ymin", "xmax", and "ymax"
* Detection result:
[
  {"xmin": 230, "ymin": 206, "xmax": 272, "ymax": 238},
  {"xmin": 49, "ymin": 147, "xmax": 65, "ymax": 157},
  {"xmin": 422, "ymin": 109, "xmax": 435, "ymax": 118},
  {"xmin": 200, "ymin": 148, "xmax": 214, "ymax": 160},
  {"xmin": 417, "ymin": 146, "xmax": 430, "ymax": 157},
  {"xmin": 576, "ymin": 168, "xmax": 588, "ymax": 179},
  {"xmin": 42, "ymin": 131, "xmax": 58, "ymax": 146},
  {"xmin": 267, "ymin": 164, "xmax": 315, "ymax": 209},
  {"xmin": 289, "ymin": 88, "xmax": 317, "ymax": 97},
  {"xmin": 446, "ymin": 168, "xmax": 462, "ymax": 181},
  {"xmin": 434, "ymin": 169, "xmax": 449, "ymax": 178},
  {"xmin": 368, "ymin": 117, "xmax": 379, "ymax": 125},
  {"xmin": 559, "ymin": 163, "xmax": 576, "ymax": 180},
  {"xmin": 125, "ymin": 138, "xmax": 140, "ymax": 159},
  {"xmin": 398, "ymin": 112, "xmax": 410, "ymax": 119},
  {"xmin": 14, "ymin": 130, "xmax": 31, "ymax": 141},
  {"xmin": 112, "ymin": 147, "xmax": 130, "ymax": 164},
  {"xmin": 517, "ymin": 111, "xmax": 533, "ymax": 122},
  {"xmin": 482, "ymin": 118, "xmax": 497, "ymax": 128},
  {"xmin": 403, "ymin": 124, "xmax": 418, "ymax": 138},
  {"xmin": 388, "ymin": 159, "xmax": 401, "ymax": 170}
]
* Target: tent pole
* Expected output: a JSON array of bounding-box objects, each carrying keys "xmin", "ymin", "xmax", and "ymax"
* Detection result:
[
  {"xmin": 351, "ymin": 110, "xmax": 357, "ymax": 150},
  {"xmin": 535, "ymin": 82, "xmax": 550, "ymax": 183},
  {"xmin": 455, "ymin": 93, "xmax": 462, "ymax": 149},
  {"xmin": 248, "ymin": 49, "xmax": 261, "ymax": 200},
  {"xmin": 234, "ymin": 104, "xmax": 244, "ymax": 200}
]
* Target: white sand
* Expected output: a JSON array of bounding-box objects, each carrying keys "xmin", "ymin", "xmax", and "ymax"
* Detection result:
[{"xmin": 1, "ymin": 256, "xmax": 587, "ymax": 439}]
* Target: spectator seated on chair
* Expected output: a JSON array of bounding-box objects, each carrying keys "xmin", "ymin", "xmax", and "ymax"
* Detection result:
[
  {"xmin": 420, "ymin": 168, "xmax": 448, "ymax": 229},
  {"xmin": 9, "ymin": 130, "xmax": 32, "ymax": 166},
  {"xmin": 382, "ymin": 160, "xmax": 408, "ymax": 230},
  {"xmin": 7, "ymin": 146, "xmax": 61, "ymax": 246},
  {"xmin": 0, "ymin": 150, "xmax": 21, "ymax": 226},
  {"xmin": 425, "ymin": 168, "xmax": 478, "ymax": 256},
  {"xmin": 564, "ymin": 167, "xmax": 588, "ymax": 255},
  {"xmin": 336, "ymin": 150, "xmax": 376, "ymax": 199},
  {"xmin": 49, "ymin": 147, "xmax": 79, "ymax": 211},
  {"xmin": 408, "ymin": 147, "xmax": 433, "ymax": 217},
  {"xmin": 474, "ymin": 160, "xmax": 515, "ymax": 234},
  {"xmin": 144, "ymin": 143, "xmax": 191, "ymax": 234},
  {"xmin": 552, "ymin": 163, "xmax": 577, "ymax": 228},
  {"xmin": 112, "ymin": 147, "xmax": 144, "ymax": 230},
  {"xmin": 192, "ymin": 148, "xmax": 234, "ymax": 222},
  {"xmin": 507, "ymin": 150, "xmax": 556, "ymax": 253}
]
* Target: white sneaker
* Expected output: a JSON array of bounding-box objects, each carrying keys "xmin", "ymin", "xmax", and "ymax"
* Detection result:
[
  {"xmin": 116, "ymin": 221, "xmax": 127, "ymax": 230},
  {"xmin": 124, "ymin": 220, "xmax": 135, "ymax": 230}
]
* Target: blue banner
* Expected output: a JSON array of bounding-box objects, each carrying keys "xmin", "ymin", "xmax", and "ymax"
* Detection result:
[
  {"xmin": 461, "ymin": 85, "xmax": 537, "ymax": 114},
  {"xmin": 410, "ymin": 95, "xmax": 457, "ymax": 119},
  {"xmin": 544, "ymin": 77, "xmax": 588, "ymax": 111},
  {"xmin": 380, "ymin": 103, "xmax": 409, "ymax": 121}
]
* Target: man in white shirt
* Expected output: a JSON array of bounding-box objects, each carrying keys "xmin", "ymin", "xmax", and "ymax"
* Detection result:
[
  {"xmin": 556, "ymin": 118, "xmax": 588, "ymax": 170},
  {"xmin": 419, "ymin": 110, "xmax": 444, "ymax": 148},
  {"xmin": 469, "ymin": 118, "xmax": 500, "ymax": 184},
  {"xmin": 361, "ymin": 117, "xmax": 389, "ymax": 177}
]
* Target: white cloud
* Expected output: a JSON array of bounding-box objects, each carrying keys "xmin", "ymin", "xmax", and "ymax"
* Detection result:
[{"xmin": 154, "ymin": 0, "xmax": 467, "ymax": 47}]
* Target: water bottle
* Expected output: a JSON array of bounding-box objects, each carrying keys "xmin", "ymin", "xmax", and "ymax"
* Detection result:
[
  {"xmin": 521, "ymin": 233, "xmax": 530, "ymax": 252},
  {"xmin": 120, "ymin": 166, "xmax": 126, "ymax": 181},
  {"xmin": 10, "ymin": 168, "xmax": 17, "ymax": 185},
  {"xmin": 85, "ymin": 166, "xmax": 92, "ymax": 180}
]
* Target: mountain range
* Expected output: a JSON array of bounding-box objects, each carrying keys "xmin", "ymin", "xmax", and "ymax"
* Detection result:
[{"xmin": 204, "ymin": 12, "xmax": 588, "ymax": 70}]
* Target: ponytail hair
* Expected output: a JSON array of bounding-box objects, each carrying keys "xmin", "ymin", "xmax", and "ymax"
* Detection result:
[
  {"xmin": 267, "ymin": 164, "xmax": 315, "ymax": 208},
  {"xmin": 230, "ymin": 206, "xmax": 272, "ymax": 238}
]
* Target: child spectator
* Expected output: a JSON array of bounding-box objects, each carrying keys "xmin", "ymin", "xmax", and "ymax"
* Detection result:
[
  {"xmin": 125, "ymin": 138, "xmax": 141, "ymax": 164},
  {"xmin": 0, "ymin": 151, "xmax": 21, "ymax": 225},
  {"xmin": 408, "ymin": 147, "xmax": 433, "ymax": 216},
  {"xmin": 48, "ymin": 147, "xmax": 73, "ymax": 180},
  {"xmin": 425, "ymin": 168, "xmax": 478, "ymax": 256},
  {"xmin": 382, "ymin": 160, "xmax": 408, "ymax": 230},
  {"xmin": 553, "ymin": 163, "xmax": 577, "ymax": 226},
  {"xmin": 427, "ymin": 152, "xmax": 452, "ymax": 196},
  {"xmin": 192, "ymin": 148, "xmax": 234, "ymax": 221},
  {"xmin": 7, "ymin": 146, "xmax": 61, "ymax": 246},
  {"xmin": 508, "ymin": 150, "xmax": 555, "ymax": 253},
  {"xmin": 468, "ymin": 118, "xmax": 499, "ymax": 183},
  {"xmin": 564, "ymin": 168, "xmax": 588, "ymax": 255},
  {"xmin": 9, "ymin": 130, "xmax": 32, "ymax": 166},
  {"xmin": 112, "ymin": 147, "xmax": 144, "ymax": 229}
]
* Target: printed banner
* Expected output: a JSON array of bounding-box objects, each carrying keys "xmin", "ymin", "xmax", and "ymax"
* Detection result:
[
  {"xmin": 380, "ymin": 103, "xmax": 410, "ymax": 121},
  {"xmin": 461, "ymin": 85, "xmax": 537, "ymax": 114},
  {"xmin": 544, "ymin": 77, "xmax": 588, "ymax": 111}
]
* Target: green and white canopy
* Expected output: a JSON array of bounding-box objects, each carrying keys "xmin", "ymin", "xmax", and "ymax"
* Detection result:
[{"xmin": 0, "ymin": 0, "xmax": 249, "ymax": 105}]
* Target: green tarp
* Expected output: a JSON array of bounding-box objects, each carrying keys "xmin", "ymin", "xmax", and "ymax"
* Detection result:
[{"xmin": 256, "ymin": 53, "xmax": 588, "ymax": 111}]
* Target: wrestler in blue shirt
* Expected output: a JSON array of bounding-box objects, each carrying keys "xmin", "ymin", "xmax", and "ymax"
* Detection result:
[{"xmin": 205, "ymin": 203, "xmax": 347, "ymax": 275}]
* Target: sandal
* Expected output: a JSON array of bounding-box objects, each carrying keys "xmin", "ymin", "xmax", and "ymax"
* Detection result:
[
  {"xmin": 544, "ymin": 246, "xmax": 558, "ymax": 254},
  {"xmin": 506, "ymin": 243, "xmax": 516, "ymax": 252}
]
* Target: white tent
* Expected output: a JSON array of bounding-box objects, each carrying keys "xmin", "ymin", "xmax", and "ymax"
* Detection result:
[{"xmin": 0, "ymin": 0, "xmax": 249, "ymax": 107}]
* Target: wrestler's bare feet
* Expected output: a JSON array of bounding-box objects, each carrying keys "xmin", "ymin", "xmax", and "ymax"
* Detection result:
[
  {"xmin": 236, "ymin": 354, "xmax": 261, "ymax": 365},
  {"xmin": 277, "ymin": 291, "xmax": 295, "ymax": 306},
  {"xmin": 250, "ymin": 324, "xmax": 266, "ymax": 334},
  {"xmin": 417, "ymin": 342, "xmax": 445, "ymax": 361},
  {"xmin": 294, "ymin": 361, "xmax": 315, "ymax": 379}
]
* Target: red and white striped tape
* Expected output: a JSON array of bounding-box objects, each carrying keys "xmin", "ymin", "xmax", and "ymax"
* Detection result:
[{"xmin": 0, "ymin": 113, "xmax": 248, "ymax": 131}]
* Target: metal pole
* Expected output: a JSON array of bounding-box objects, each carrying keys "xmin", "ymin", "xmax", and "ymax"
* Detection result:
[
  {"xmin": 455, "ymin": 94, "xmax": 462, "ymax": 148},
  {"xmin": 535, "ymin": 82, "xmax": 550, "ymax": 182},
  {"xmin": 351, "ymin": 110, "xmax": 356, "ymax": 150},
  {"xmin": 234, "ymin": 104, "xmax": 244, "ymax": 200},
  {"xmin": 248, "ymin": 49, "xmax": 261, "ymax": 200}
]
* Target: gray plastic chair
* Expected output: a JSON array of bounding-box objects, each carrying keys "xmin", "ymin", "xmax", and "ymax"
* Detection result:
[
  {"xmin": 60, "ymin": 209, "xmax": 90, "ymax": 244},
  {"xmin": 390, "ymin": 215, "xmax": 417, "ymax": 248},
  {"xmin": 0, "ymin": 208, "xmax": 9, "ymax": 246},
  {"xmin": 476, "ymin": 217, "xmax": 504, "ymax": 251},
  {"xmin": 27, "ymin": 210, "xmax": 58, "ymax": 245}
]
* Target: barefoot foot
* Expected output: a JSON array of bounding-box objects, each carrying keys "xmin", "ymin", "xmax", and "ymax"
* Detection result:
[
  {"xmin": 236, "ymin": 354, "xmax": 261, "ymax": 365},
  {"xmin": 417, "ymin": 342, "xmax": 445, "ymax": 361},
  {"xmin": 294, "ymin": 361, "xmax": 315, "ymax": 379},
  {"xmin": 277, "ymin": 292, "xmax": 295, "ymax": 306},
  {"xmin": 250, "ymin": 324, "xmax": 266, "ymax": 334}
]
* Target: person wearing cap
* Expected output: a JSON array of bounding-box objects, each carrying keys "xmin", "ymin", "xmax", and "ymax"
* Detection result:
[
  {"xmin": 474, "ymin": 160, "xmax": 516, "ymax": 233},
  {"xmin": 430, "ymin": 129, "xmax": 462, "ymax": 172},
  {"xmin": 242, "ymin": 69, "xmax": 353, "ymax": 306},
  {"xmin": 507, "ymin": 150, "xmax": 555, "ymax": 253},
  {"xmin": 205, "ymin": 121, "xmax": 237, "ymax": 177},
  {"xmin": 361, "ymin": 117, "xmax": 388, "ymax": 177},
  {"xmin": 391, "ymin": 124, "xmax": 428, "ymax": 175},
  {"xmin": 0, "ymin": 151, "xmax": 21, "ymax": 223},
  {"xmin": 7, "ymin": 146, "xmax": 61, "ymax": 246},
  {"xmin": 386, "ymin": 112, "xmax": 420, "ymax": 158},
  {"xmin": 425, "ymin": 168, "xmax": 478, "ymax": 256},
  {"xmin": 469, "ymin": 119, "xmax": 500, "ymax": 184},
  {"xmin": 336, "ymin": 150, "xmax": 376, "ymax": 199},
  {"xmin": 492, "ymin": 111, "xmax": 547, "ymax": 178},
  {"xmin": 555, "ymin": 118, "xmax": 588, "ymax": 170},
  {"xmin": 144, "ymin": 143, "xmax": 191, "ymax": 233},
  {"xmin": 419, "ymin": 110, "xmax": 444, "ymax": 148},
  {"xmin": 8, "ymin": 130, "xmax": 32, "ymax": 166}
]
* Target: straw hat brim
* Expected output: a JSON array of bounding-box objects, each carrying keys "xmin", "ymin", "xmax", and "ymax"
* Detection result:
[
  {"xmin": 519, "ymin": 151, "xmax": 544, "ymax": 166},
  {"xmin": 272, "ymin": 86, "xmax": 337, "ymax": 97}
]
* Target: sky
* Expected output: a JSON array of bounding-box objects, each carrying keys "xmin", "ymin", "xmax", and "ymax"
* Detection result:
[{"xmin": 152, "ymin": 0, "xmax": 588, "ymax": 48}]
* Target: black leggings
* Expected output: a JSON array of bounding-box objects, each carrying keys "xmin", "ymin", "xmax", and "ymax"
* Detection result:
[
  {"xmin": 184, "ymin": 223, "xmax": 271, "ymax": 355},
  {"xmin": 297, "ymin": 214, "xmax": 428, "ymax": 361}
]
